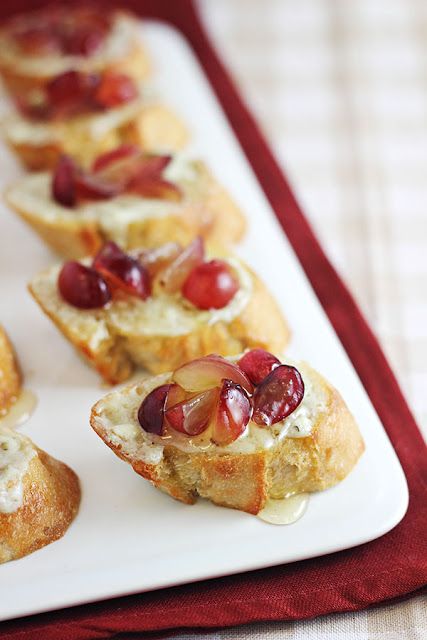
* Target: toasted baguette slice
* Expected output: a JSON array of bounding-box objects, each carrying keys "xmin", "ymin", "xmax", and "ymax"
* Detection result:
[
  {"xmin": 90, "ymin": 361, "xmax": 365, "ymax": 514},
  {"xmin": 0, "ymin": 427, "xmax": 80, "ymax": 563},
  {"xmin": 0, "ymin": 326, "xmax": 21, "ymax": 417},
  {"xmin": 0, "ymin": 10, "xmax": 150, "ymax": 99},
  {"xmin": 5, "ymin": 157, "xmax": 246, "ymax": 259},
  {"xmin": 28, "ymin": 250, "xmax": 289, "ymax": 384},
  {"xmin": 2, "ymin": 98, "xmax": 188, "ymax": 171}
]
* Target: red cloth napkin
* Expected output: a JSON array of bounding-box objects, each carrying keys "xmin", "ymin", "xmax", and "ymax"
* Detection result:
[{"xmin": 1, "ymin": 1, "xmax": 426, "ymax": 638}]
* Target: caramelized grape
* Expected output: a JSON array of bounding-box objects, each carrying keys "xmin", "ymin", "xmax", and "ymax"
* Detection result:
[
  {"xmin": 46, "ymin": 70, "xmax": 100, "ymax": 118},
  {"xmin": 52, "ymin": 155, "xmax": 77, "ymax": 207},
  {"xmin": 211, "ymin": 380, "xmax": 251, "ymax": 445},
  {"xmin": 14, "ymin": 27, "xmax": 60, "ymax": 54},
  {"xmin": 58, "ymin": 261, "xmax": 111, "ymax": 309},
  {"xmin": 94, "ymin": 72, "xmax": 138, "ymax": 108},
  {"xmin": 64, "ymin": 25, "xmax": 106, "ymax": 56},
  {"xmin": 156, "ymin": 237, "xmax": 204, "ymax": 294},
  {"xmin": 252, "ymin": 365, "xmax": 304, "ymax": 427},
  {"xmin": 182, "ymin": 260, "xmax": 239, "ymax": 310},
  {"xmin": 138, "ymin": 384, "xmax": 172, "ymax": 436},
  {"xmin": 74, "ymin": 172, "xmax": 121, "ymax": 201},
  {"xmin": 92, "ymin": 145, "xmax": 140, "ymax": 172},
  {"xmin": 93, "ymin": 242, "xmax": 150, "ymax": 300},
  {"xmin": 173, "ymin": 355, "xmax": 253, "ymax": 394},
  {"xmin": 165, "ymin": 388, "xmax": 219, "ymax": 436},
  {"xmin": 238, "ymin": 349, "xmax": 281, "ymax": 385}
]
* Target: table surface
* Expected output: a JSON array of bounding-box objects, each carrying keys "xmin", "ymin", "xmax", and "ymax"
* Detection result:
[{"xmin": 194, "ymin": 0, "xmax": 426, "ymax": 638}]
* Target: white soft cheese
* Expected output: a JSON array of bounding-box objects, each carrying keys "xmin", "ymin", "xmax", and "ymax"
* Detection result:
[
  {"xmin": 5, "ymin": 154, "xmax": 199, "ymax": 247},
  {"xmin": 3, "ymin": 95, "xmax": 147, "ymax": 146},
  {"xmin": 97, "ymin": 361, "xmax": 328, "ymax": 466},
  {"xmin": 0, "ymin": 427, "xmax": 36, "ymax": 514},
  {"xmin": 29, "ymin": 253, "xmax": 253, "ymax": 350}
]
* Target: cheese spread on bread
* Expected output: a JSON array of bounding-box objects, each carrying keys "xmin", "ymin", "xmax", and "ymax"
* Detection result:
[
  {"xmin": 95, "ymin": 361, "xmax": 328, "ymax": 464},
  {"xmin": 6, "ymin": 154, "xmax": 202, "ymax": 246},
  {"xmin": 3, "ymin": 94, "xmax": 148, "ymax": 146},
  {"xmin": 30, "ymin": 256, "xmax": 253, "ymax": 340},
  {"xmin": 0, "ymin": 428, "xmax": 35, "ymax": 513},
  {"xmin": 0, "ymin": 13, "xmax": 139, "ymax": 77}
]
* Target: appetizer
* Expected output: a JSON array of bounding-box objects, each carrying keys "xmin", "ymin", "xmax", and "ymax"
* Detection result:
[
  {"xmin": 28, "ymin": 239, "xmax": 289, "ymax": 384},
  {"xmin": 90, "ymin": 351, "xmax": 365, "ymax": 514},
  {"xmin": 0, "ymin": 426, "xmax": 80, "ymax": 563},
  {"xmin": 6, "ymin": 147, "xmax": 246, "ymax": 259},
  {"xmin": 2, "ymin": 68, "xmax": 187, "ymax": 170},
  {"xmin": 0, "ymin": 6, "xmax": 150, "ymax": 99},
  {"xmin": 0, "ymin": 325, "xmax": 21, "ymax": 418}
]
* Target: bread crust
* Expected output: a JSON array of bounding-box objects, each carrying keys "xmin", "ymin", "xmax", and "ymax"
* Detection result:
[
  {"xmin": 0, "ymin": 326, "xmax": 22, "ymax": 416},
  {"xmin": 90, "ymin": 364, "xmax": 365, "ymax": 514},
  {"xmin": 0, "ymin": 446, "xmax": 81, "ymax": 563},
  {"xmin": 28, "ymin": 263, "xmax": 289, "ymax": 384},
  {"xmin": 5, "ymin": 161, "xmax": 246, "ymax": 260},
  {"xmin": 4, "ymin": 104, "xmax": 188, "ymax": 172}
]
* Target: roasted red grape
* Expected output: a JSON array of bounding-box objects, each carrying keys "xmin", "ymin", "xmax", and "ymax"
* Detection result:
[
  {"xmin": 138, "ymin": 384, "xmax": 172, "ymax": 436},
  {"xmin": 238, "ymin": 349, "xmax": 281, "ymax": 385},
  {"xmin": 46, "ymin": 70, "xmax": 100, "ymax": 118},
  {"xmin": 252, "ymin": 365, "xmax": 304, "ymax": 427},
  {"xmin": 93, "ymin": 242, "xmax": 150, "ymax": 300},
  {"xmin": 52, "ymin": 155, "xmax": 77, "ymax": 207},
  {"xmin": 182, "ymin": 260, "xmax": 239, "ymax": 310},
  {"xmin": 58, "ymin": 261, "xmax": 111, "ymax": 309},
  {"xmin": 173, "ymin": 354, "xmax": 253, "ymax": 394},
  {"xmin": 211, "ymin": 380, "xmax": 251, "ymax": 445},
  {"xmin": 64, "ymin": 25, "xmax": 106, "ymax": 56},
  {"xmin": 165, "ymin": 388, "xmax": 219, "ymax": 436},
  {"xmin": 94, "ymin": 72, "xmax": 138, "ymax": 108},
  {"xmin": 92, "ymin": 145, "xmax": 140, "ymax": 172},
  {"xmin": 74, "ymin": 172, "xmax": 121, "ymax": 201},
  {"xmin": 156, "ymin": 237, "xmax": 204, "ymax": 294}
]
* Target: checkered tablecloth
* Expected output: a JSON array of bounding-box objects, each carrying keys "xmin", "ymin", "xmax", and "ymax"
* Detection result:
[{"xmin": 180, "ymin": 0, "xmax": 426, "ymax": 637}]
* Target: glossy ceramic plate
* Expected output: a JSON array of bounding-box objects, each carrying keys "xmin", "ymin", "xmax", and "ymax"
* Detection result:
[{"xmin": 0, "ymin": 21, "xmax": 408, "ymax": 622}]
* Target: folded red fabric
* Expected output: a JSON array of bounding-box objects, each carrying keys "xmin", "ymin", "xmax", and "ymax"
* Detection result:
[{"xmin": 0, "ymin": 1, "xmax": 426, "ymax": 639}]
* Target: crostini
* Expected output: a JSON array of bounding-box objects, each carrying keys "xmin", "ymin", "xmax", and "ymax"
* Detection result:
[
  {"xmin": 0, "ymin": 6, "xmax": 150, "ymax": 99},
  {"xmin": 2, "ymin": 68, "xmax": 187, "ymax": 171},
  {"xmin": 90, "ymin": 351, "xmax": 365, "ymax": 514},
  {"xmin": 6, "ymin": 147, "xmax": 246, "ymax": 259},
  {"xmin": 28, "ymin": 239, "xmax": 289, "ymax": 384},
  {"xmin": 0, "ymin": 326, "xmax": 21, "ymax": 417},
  {"xmin": 0, "ymin": 426, "xmax": 80, "ymax": 563}
]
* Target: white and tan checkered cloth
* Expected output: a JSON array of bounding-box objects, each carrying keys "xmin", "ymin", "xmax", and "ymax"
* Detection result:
[{"xmin": 175, "ymin": 0, "xmax": 427, "ymax": 637}]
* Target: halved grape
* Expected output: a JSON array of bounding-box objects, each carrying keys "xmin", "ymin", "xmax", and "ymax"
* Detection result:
[
  {"xmin": 58, "ymin": 261, "xmax": 111, "ymax": 309},
  {"xmin": 138, "ymin": 384, "xmax": 173, "ymax": 436},
  {"xmin": 173, "ymin": 355, "xmax": 253, "ymax": 394},
  {"xmin": 94, "ymin": 72, "xmax": 138, "ymax": 108},
  {"xmin": 211, "ymin": 380, "xmax": 251, "ymax": 445},
  {"xmin": 92, "ymin": 242, "xmax": 150, "ymax": 300},
  {"xmin": 252, "ymin": 365, "xmax": 304, "ymax": 427},
  {"xmin": 92, "ymin": 145, "xmax": 140, "ymax": 173},
  {"xmin": 182, "ymin": 260, "xmax": 239, "ymax": 310},
  {"xmin": 165, "ymin": 388, "xmax": 219, "ymax": 436},
  {"xmin": 156, "ymin": 237, "xmax": 204, "ymax": 294},
  {"xmin": 238, "ymin": 349, "xmax": 281, "ymax": 385},
  {"xmin": 52, "ymin": 155, "xmax": 77, "ymax": 207}
]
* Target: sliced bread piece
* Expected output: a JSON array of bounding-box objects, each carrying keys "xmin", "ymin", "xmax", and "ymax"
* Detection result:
[
  {"xmin": 5, "ymin": 156, "xmax": 246, "ymax": 259},
  {"xmin": 90, "ymin": 359, "xmax": 365, "ymax": 514},
  {"xmin": 0, "ymin": 326, "xmax": 21, "ymax": 417},
  {"xmin": 0, "ymin": 10, "xmax": 150, "ymax": 99},
  {"xmin": 0, "ymin": 427, "xmax": 80, "ymax": 563},
  {"xmin": 28, "ymin": 246, "xmax": 290, "ymax": 384}
]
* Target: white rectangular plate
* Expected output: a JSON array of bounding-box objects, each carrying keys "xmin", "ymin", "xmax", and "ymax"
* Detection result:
[{"xmin": 0, "ymin": 20, "xmax": 408, "ymax": 623}]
